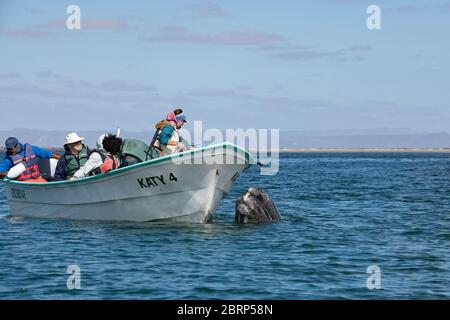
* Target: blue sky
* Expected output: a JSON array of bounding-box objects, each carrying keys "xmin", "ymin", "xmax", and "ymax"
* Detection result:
[{"xmin": 0, "ymin": 0, "xmax": 449, "ymax": 132}]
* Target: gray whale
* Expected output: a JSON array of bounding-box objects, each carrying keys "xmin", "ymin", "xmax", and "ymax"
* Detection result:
[{"xmin": 235, "ymin": 187, "xmax": 281, "ymax": 223}]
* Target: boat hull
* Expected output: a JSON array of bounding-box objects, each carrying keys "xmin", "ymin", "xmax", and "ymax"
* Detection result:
[{"xmin": 3, "ymin": 143, "xmax": 253, "ymax": 223}]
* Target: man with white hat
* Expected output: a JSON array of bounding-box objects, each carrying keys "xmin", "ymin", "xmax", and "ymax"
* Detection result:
[{"xmin": 53, "ymin": 132, "xmax": 91, "ymax": 181}]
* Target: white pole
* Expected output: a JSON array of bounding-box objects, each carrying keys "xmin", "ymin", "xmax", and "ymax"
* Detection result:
[{"xmin": 116, "ymin": 127, "xmax": 121, "ymax": 138}]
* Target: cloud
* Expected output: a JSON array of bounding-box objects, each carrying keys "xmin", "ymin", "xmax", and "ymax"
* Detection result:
[
  {"xmin": 0, "ymin": 82, "xmax": 52, "ymax": 96},
  {"xmin": 271, "ymin": 50, "xmax": 338, "ymax": 61},
  {"xmin": 0, "ymin": 79, "xmax": 158, "ymax": 103},
  {"xmin": 24, "ymin": 8, "xmax": 47, "ymax": 15},
  {"xmin": 0, "ymin": 73, "xmax": 20, "ymax": 79},
  {"xmin": 331, "ymin": 56, "xmax": 365, "ymax": 62},
  {"xmin": 347, "ymin": 45, "xmax": 372, "ymax": 52},
  {"xmin": 0, "ymin": 28, "xmax": 53, "ymax": 39},
  {"xmin": 438, "ymin": 2, "xmax": 450, "ymax": 11},
  {"xmin": 143, "ymin": 26, "xmax": 285, "ymax": 46},
  {"xmin": 117, "ymin": 14, "xmax": 145, "ymax": 22},
  {"xmin": 39, "ymin": 19, "xmax": 130, "ymax": 31},
  {"xmin": 37, "ymin": 70, "xmax": 60, "ymax": 79},
  {"xmin": 248, "ymin": 45, "xmax": 312, "ymax": 52},
  {"xmin": 247, "ymin": 44, "xmax": 370, "ymax": 62},
  {"xmin": 269, "ymin": 45, "xmax": 371, "ymax": 62},
  {"xmin": 389, "ymin": 5, "xmax": 427, "ymax": 13},
  {"xmin": 98, "ymin": 80, "xmax": 157, "ymax": 92},
  {"xmin": 235, "ymin": 85, "xmax": 252, "ymax": 91},
  {"xmin": 365, "ymin": 100, "xmax": 399, "ymax": 108},
  {"xmin": 2, "ymin": 78, "xmax": 448, "ymax": 132},
  {"xmin": 187, "ymin": 88, "xmax": 335, "ymax": 113},
  {"xmin": 416, "ymin": 67, "xmax": 440, "ymax": 73},
  {"xmin": 186, "ymin": 1, "xmax": 231, "ymax": 18},
  {"xmin": 0, "ymin": 78, "xmax": 194, "ymax": 131},
  {"xmin": 328, "ymin": 0, "xmax": 358, "ymax": 3},
  {"xmin": 0, "ymin": 17, "xmax": 130, "ymax": 39},
  {"xmin": 187, "ymin": 89, "xmax": 237, "ymax": 98},
  {"xmin": 79, "ymin": 19, "xmax": 130, "ymax": 31}
]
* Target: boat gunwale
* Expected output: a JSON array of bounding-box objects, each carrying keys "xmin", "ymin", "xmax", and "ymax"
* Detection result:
[{"xmin": 3, "ymin": 142, "xmax": 254, "ymax": 187}]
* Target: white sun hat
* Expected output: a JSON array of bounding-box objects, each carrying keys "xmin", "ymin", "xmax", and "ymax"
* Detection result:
[{"xmin": 64, "ymin": 132, "xmax": 84, "ymax": 145}]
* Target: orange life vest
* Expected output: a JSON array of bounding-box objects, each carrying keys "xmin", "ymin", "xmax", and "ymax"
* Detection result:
[
  {"xmin": 8, "ymin": 143, "xmax": 41, "ymax": 181},
  {"xmin": 99, "ymin": 155, "xmax": 119, "ymax": 173}
]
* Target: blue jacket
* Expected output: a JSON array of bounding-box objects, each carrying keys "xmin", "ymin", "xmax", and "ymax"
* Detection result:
[
  {"xmin": 53, "ymin": 156, "xmax": 68, "ymax": 181},
  {"xmin": 159, "ymin": 125, "xmax": 175, "ymax": 145},
  {"xmin": 0, "ymin": 144, "xmax": 53, "ymax": 172}
]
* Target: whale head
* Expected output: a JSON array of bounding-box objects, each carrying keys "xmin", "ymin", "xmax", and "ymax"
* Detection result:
[{"xmin": 235, "ymin": 187, "xmax": 281, "ymax": 224}]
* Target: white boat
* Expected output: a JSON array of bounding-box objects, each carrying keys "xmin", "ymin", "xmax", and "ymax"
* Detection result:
[{"xmin": 3, "ymin": 143, "xmax": 254, "ymax": 223}]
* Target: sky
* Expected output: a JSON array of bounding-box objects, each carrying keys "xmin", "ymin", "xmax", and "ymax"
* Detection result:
[{"xmin": 0, "ymin": 0, "xmax": 449, "ymax": 133}]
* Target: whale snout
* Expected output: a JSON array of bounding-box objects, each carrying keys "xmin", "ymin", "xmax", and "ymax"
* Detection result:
[{"xmin": 235, "ymin": 187, "xmax": 281, "ymax": 224}]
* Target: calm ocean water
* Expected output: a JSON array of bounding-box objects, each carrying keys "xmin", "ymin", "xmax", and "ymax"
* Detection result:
[{"xmin": 0, "ymin": 152, "xmax": 449, "ymax": 299}]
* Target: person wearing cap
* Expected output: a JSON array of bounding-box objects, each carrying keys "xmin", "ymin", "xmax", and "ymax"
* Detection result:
[
  {"xmin": 53, "ymin": 132, "xmax": 90, "ymax": 181},
  {"xmin": 150, "ymin": 108, "xmax": 183, "ymax": 153},
  {"xmin": 0, "ymin": 137, "xmax": 61, "ymax": 182},
  {"xmin": 158, "ymin": 114, "xmax": 188, "ymax": 155}
]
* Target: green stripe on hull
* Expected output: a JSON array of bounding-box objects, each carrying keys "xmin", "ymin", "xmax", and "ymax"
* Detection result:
[{"xmin": 4, "ymin": 143, "xmax": 255, "ymax": 187}]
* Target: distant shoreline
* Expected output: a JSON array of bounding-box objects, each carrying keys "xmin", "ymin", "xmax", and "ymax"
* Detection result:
[
  {"xmin": 1, "ymin": 147, "xmax": 449, "ymax": 153},
  {"xmin": 256, "ymin": 148, "xmax": 450, "ymax": 153}
]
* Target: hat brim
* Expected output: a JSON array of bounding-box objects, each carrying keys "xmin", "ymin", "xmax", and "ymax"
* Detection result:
[{"xmin": 65, "ymin": 137, "xmax": 84, "ymax": 145}]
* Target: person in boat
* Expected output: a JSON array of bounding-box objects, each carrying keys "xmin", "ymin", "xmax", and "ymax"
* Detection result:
[
  {"xmin": 0, "ymin": 137, "xmax": 61, "ymax": 182},
  {"xmin": 149, "ymin": 108, "xmax": 183, "ymax": 154},
  {"xmin": 54, "ymin": 132, "xmax": 90, "ymax": 181},
  {"xmin": 69, "ymin": 134, "xmax": 122, "ymax": 181},
  {"xmin": 157, "ymin": 114, "xmax": 188, "ymax": 155}
]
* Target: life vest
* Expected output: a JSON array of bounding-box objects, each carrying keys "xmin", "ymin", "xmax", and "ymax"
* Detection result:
[
  {"xmin": 160, "ymin": 126, "xmax": 180, "ymax": 155},
  {"xmin": 7, "ymin": 143, "xmax": 41, "ymax": 181},
  {"xmin": 64, "ymin": 145, "xmax": 89, "ymax": 179},
  {"xmin": 151, "ymin": 120, "xmax": 173, "ymax": 151},
  {"xmin": 89, "ymin": 150, "xmax": 119, "ymax": 175},
  {"xmin": 100, "ymin": 156, "xmax": 119, "ymax": 173}
]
